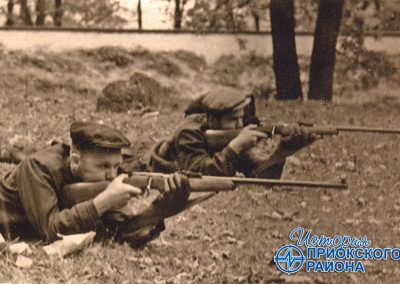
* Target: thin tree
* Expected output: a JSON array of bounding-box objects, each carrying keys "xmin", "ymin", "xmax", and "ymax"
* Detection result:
[
  {"xmin": 5, "ymin": 0, "xmax": 33, "ymax": 25},
  {"xmin": 36, "ymin": 0, "xmax": 46, "ymax": 25},
  {"xmin": 173, "ymin": 0, "xmax": 187, "ymax": 29},
  {"xmin": 6, "ymin": 0, "xmax": 14, "ymax": 25},
  {"xmin": 54, "ymin": 0, "xmax": 63, "ymax": 26},
  {"xmin": 251, "ymin": 10, "xmax": 260, "ymax": 31},
  {"xmin": 308, "ymin": 0, "xmax": 344, "ymax": 101},
  {"xmin": 270, "ymin": 0, "xmax": 303, "ymax": 100},
  {"xmin": 20, "ymin": 0, "xmax": 33, "ymax": 25},
  {"xmin": 137, "ymin": 0, "xmax": 142, "ymax": 29}
]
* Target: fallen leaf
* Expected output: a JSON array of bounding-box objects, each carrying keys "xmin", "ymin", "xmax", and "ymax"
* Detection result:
[
  {"xmin": 142, "ymin": 111, "xmax": 160, "ymax": 118},
  {"xmin": 287, "ymin": 156, "xmax": 302, "ymax": 167},
  {"xmin": 322, "ymin": 206, "xmax": 332, "ymax": 213},
  {"xmin": 269, "ymin": 211, "xmax": 284, "ymax": 220},
  {"xmin": 210, "ymin": 249, "xmax": 220, "ymax": 260},
  {"xmin": 368, "ymin": 216, "xmax": 382, "ymax": 226},
  {"xmin": 191, "ymin": 258, "xmax": 199, "ymax": 269},
  {"xmin": 141, "ymin": 257, "xmax": 153, "ymax": 265},
  {"xmin": 348, "ymin": 274, "xmax": 359, "ymax": 283},
  {"xmin": 152, "ymin": 237, "xmax": 172, "ymax": 247},
  {"xmin": 363, "ymin": 166, "xmax": 376, "ymax": 176},
  {"xmin": 203, "ymin": 236, "xmax": 213, "ymax": 242},
  {"xmin": 281, "ymin": 275, "xmax": 314, "ymax": 284},
  {"xmin": 345, "ymin": 161, "xmax": 356, "ymax": 172},
  {"xmin": 43, "ymin": 231, "xmax": 96, "ymax": 258},
  {"xmin": 232, "ymin": 275, "xmax": 247, "ymax": 283},
  {"xmin": 357, "ymin": 197, "xmax": 367, "ymax": 207},
  {"xmin": 271, "ymin": 231, "xmax": 283, "ymax": 239},
  {"xmin": 363, "ymin": 260, "xmax": 373, "ymax": 267},
  {"xmin": 190, "ymin": 205, "xmax": 207, "ymax": 214},
  {"xmin": 335, "ymin": 162, "xmax": 343, "ymax": 169},
  {"xmin": 280, "ymin": 274, "xmax": 314, "ymax": 283},
  {"xmin": 184, "ymin": 233, "xmax": 200, "ymax": 240},
  {"xmin": 15, "ymin": 255, "xmax": 33, "ymax": 269},
  {"xmin": 8, "ymin": 242, "xmax": 32, "ymax": 255},
  {"xmin": 226, "ymin": 236, "xmax": 238, "ymax": 244},
  {"xmin": 378, "ymin": 164, "xmax": 387, "ymax": 171},
  {"xmin": 343, "ymin": 219, "xmax": 362, "ymax": 225},
  {"xmin": 283, "ymin": 210, "xmax": 299, "ymax": 221},
  {"xmin": 221, "ymin": 230, "xmax": 234, "ymax": 237},
  {"xmin": 320, "ymin": 194, "xmax": 332, "ymax": 202},
  {"xmin": 374, "ymin": 143, "xmax": 386, "ymax": 150}
]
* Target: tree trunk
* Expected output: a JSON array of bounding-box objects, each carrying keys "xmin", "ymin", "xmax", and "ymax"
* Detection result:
[
  {"xmin": 308, "ymin": 0, "xmax": 344, "ymax": 101},
  {"xmin": 174, "ymin": 0, "xmax": 182, "ymax": 29},
  {"xmin": 54, "ymin": 0, "xmax": 63, "ymax": 26},
  {"xmin": 209, "ymin": 0, "xmax": 223, "ymax": 30},
  {"xmin": 137, "ymin": 0, "xmax": 142, "ymax": 29},
  {"xmin": 270, "ymin": 0, "xmax": 302, "ymax": 100},
  {"xmin": 252, "ymin": 11, "xmax": 260, "ymax": 31},
  {"xmin": 6, "ymin": 0, "xmax": 14, "ymax": 25},
  {"xmin": 225, "ymin": 0, "xmax": 236, "ymax": 30},
  {"xmin": 36, "ymin": 0, "xmax": 46, "ymax": 25},
  {"xmin": 20, "ymin": 0, "xmax": 33, "ymax": 25}
]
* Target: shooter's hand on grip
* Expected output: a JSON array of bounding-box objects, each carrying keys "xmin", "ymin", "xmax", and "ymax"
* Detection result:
[
  {"xmin": 93, "ymin": 174, "xmax": 142, "ymax": 216},
  {"xmin": 228, "ymin": 124, "xmax": 269, "ymax": 154}
]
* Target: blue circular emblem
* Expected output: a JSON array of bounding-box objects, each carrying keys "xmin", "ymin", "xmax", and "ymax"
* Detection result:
[{"xmin": 274, "ymin": 244, "xmax": 306, "ymax": 274}]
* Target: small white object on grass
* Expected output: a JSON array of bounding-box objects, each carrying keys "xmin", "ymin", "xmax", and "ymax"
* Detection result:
[{"xmin": 43, "ymin": 231, "xmax": 96, "ymax": 258}]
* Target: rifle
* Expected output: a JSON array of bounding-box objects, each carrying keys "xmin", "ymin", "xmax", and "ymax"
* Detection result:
[
  {"xmin": 62, "ymin": 172, "xmax": 347, "ymax": 208},
  {"xmin": 205, "ymin": 123, "xmax": 400, "ymax": 149}
]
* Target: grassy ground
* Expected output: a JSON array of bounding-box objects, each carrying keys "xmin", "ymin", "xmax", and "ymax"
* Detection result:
[{"xmin": 0, "ymin": 46, "xmax": 400, "ymax": 283}]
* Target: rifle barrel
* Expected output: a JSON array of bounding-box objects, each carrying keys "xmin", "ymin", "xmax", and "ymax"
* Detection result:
[
  {"xmin": 335, "ymin": 126, "xmax": 400, "ymax": 134},
  {"xmin": 205, "ymin": 176, "xmax": 347, "ymax": 189},
  {"xmin": 132, "ymin": 172, "xmax": 348, "ymax": 190}
]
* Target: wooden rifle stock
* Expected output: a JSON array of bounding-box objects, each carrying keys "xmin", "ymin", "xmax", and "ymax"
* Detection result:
[
  {"xmin": 62, "ymin": 172, "xmax": 347, "ymax": 208},
  {"xmin": 204, "ymin": 124, "xmax": 338, "ymax": 149}
]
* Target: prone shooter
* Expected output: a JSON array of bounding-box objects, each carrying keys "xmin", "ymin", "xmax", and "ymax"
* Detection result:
[
  {"xmin": 146, "ymin": 86, "xmax": 319, "ymax": 178},
  {"xmin": 146, "ymin": 86, "xmax": 400, "ymax": 178}
]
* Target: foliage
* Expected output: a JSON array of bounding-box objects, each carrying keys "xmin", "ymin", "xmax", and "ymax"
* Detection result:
[
  {"xmin": 57, "ymin": 0, "xmax": 129, "ymax": 28},
  {"xmin": 377, "ymin": 0, "xmax": 400, "ymax": 31},
  {"xmin": 210, "ymin": 52, "xmax": 275, "ymax": 98},
  {"xmin": 294, "ymin": 0, "xmax": 318, "ymax": 32},
  {"xmin": 337, "ymin": 0, "xmax": 397, "ymax": 93},
  {"xmin": 335, "ymin": 51, "xmax": 397, "ymax": 93},
  {"xmin": 184, "ymin": 0, "xmax": 269, "ymax": 31}
]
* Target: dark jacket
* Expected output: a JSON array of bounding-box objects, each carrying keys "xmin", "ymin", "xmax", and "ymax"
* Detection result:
[
  {"xmin": 147, "ymin": 114, "xmax": 286, "ymax": 178},
  {"xmin": 0, "ymin": 144, "xmax": 102, "ymax": 242},
  {"xmin": 147, "ymin": 114, "xmax": 251, "ymax": 176}
]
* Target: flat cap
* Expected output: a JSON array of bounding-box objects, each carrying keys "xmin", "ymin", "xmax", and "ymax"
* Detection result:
[
  {"xmin": 202, "ymin": 87, "xmax": 250, "ymax": 114},
  {"xmin": 70, "ymin": 121, "xmax": 131, "ymax": 150}
]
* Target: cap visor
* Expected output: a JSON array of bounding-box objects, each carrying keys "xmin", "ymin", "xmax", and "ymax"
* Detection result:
[{"xmin": 232, "ymin": 97, "xmax": 251, "ymax": 111}]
